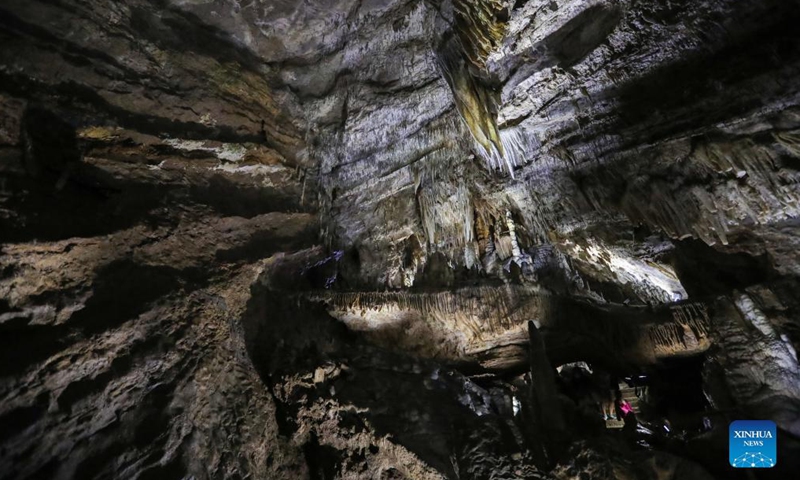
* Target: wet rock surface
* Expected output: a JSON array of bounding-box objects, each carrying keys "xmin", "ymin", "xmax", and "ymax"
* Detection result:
[{"xmin": 1, "ymin": 0, "xmax": 800, "ymax": 479}]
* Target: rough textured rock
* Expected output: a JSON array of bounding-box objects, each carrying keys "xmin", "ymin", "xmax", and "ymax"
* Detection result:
[{"xmin": 2, "ymin": 0, "xmax": 800, "ymax": 479}]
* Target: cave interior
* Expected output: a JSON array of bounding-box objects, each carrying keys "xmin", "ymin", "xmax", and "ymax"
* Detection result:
[{"xmin": 1, "ymin": 1, "xmax": 800, "ymax": 479}]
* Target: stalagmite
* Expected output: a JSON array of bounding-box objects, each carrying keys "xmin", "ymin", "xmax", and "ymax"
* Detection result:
[{"xmin": 525, "ymin": 321, "xmax": 566, "ymax": 468}]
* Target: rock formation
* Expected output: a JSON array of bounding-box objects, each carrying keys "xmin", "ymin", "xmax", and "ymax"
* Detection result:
[{"xmin": 1, "ymin": 0, "xmax": 799, "ymax": 479}]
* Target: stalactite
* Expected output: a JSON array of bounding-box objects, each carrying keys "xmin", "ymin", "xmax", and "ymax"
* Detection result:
[
  {"xmin": 670, "ymin": 302, "xmax": 710, "ymax": 339},
  {"xmin": 416, "ymin": 163, "xmax": 477, "ymax": 264},
  {"xmin": 649, "ymin": 323, "xmax": 686, "ymax": 353},
  {"xmin": 648, "ymin": 302, "xmax": 712, "ymax": 356},
  {"xmin": 774, "ymin": 130, "xmax": 800, "ymax": 158},
  {"xmin": 436, "ymin": 1, "xmax": 536, "ymax": 176},
  {"xmin": 452, "ymin": 0, "xmax": 507, "ymax": 70},
  {"xmin": 305, "ymin": 286, "xmax": 551, "ymax": 339}
]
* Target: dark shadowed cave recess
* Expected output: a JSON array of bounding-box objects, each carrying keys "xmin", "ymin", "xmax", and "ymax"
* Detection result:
[{"xmin": 2, "ymin": 1, "xmax": 800, "ymax": 479}]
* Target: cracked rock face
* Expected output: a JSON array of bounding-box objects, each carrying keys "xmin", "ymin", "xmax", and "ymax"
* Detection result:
[{"xmin": 2, "ymin": 1, "xmax": 800, "ymax": 479}]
